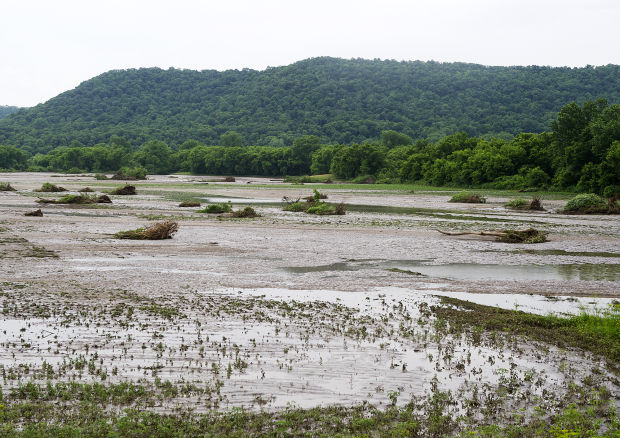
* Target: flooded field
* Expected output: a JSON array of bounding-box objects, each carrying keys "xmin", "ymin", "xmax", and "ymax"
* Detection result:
[{"xmin": 1, "ymin": 172, "xmax": 619, "ymax": 434}]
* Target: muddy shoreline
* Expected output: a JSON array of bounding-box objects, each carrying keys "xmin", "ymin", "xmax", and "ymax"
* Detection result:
[{"xmin": 1, "ymin": 172, "xmax": 618, "ymax": 420}]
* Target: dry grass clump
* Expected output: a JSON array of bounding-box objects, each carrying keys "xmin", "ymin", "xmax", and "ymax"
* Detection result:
[
  {"xmin": 36, "ymin": 194, "xmax": 112, "ymax": 204},
  {"xmin": 231, "ymin": 207, "xmax": 260, "ymax": 218},
  {"xmin": 78, "ymin": 187, "xmax": 95, "ymax": 192},
  {"xmin": 222, "ymin": 176, "xmax": 236, "ymax": 182},
  {"xmin": 35, "ymin": 183, "xmax": 67, "ymax": 192},
  {"xmin": 0, "ymin": 182, "xmax": 16, "ymax": 191},
  {"xmin": 179, "ymin": 201, "xmax": 201, "ymax": 207},
  {"xmin": 110, "ymin": 184, "xmax": 137, "ymax": 195},
  {"xmin": 114, "ymin": 221, "xmax": 178, "ymax": 240},
  {"xmin": 24, "ymin": 209, "xmax": 43, "ymax": 217}
]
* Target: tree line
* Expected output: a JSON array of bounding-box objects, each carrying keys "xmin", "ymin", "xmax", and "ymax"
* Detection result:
[
  {"xmin": 1, "ymin": 58, "xmax": 619, "ymax": 155},
  {"xmin": 1, "ymin": 100, "xmax": 618, "ymax": 195}
]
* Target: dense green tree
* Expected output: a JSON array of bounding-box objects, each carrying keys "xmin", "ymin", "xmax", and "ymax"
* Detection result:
[
  {"xmin": 290, "ymin": 135, "xmax": 321, "ymax": 174},
  {"xmin": 220, "ymin": 131, "xmax": 244, "ymax": 147},
  {"xmin": 380, "ymin": 130, "xmax": 413, "ymax": 148},
  {"xmin": 132, "ymin": 140, "xmax": 173, "ymax": 174},
  {"xmin": 0, "ymin": 145, "xmax": 29, "ymax": 170},
  {"xmin": 330, "ymin": 144, "xmax": 387, "ymax": 179}
]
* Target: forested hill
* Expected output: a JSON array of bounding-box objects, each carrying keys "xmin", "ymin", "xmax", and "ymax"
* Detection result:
[
  {"xmin": 1, "ymin": 57, "xmax": 619, "ymax": 154},
  {"xmin": 0, "ymin": 106, "xmax": 21, "ymax": 120}
]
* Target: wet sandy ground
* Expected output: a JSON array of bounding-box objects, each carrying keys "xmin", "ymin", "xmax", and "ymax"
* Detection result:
[{"xmin": 1, "ymin": 172, "xmax": 619, "ymax": 412}]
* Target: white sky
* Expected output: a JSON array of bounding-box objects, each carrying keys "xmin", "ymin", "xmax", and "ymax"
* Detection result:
[{"xmin": 2, "ymin": 0, "xmax": 619, "ymax": 107}]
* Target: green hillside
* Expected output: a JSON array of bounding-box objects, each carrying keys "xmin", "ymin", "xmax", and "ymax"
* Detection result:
[
  {"xmin": 0, "ymin": 105, "xmax": 21, "ymax": 120},
  {"xmin": 1, "ymin": 57, "xmax": 619, "ymax": 154}
]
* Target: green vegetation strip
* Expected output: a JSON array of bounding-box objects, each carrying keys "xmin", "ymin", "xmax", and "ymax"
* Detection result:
[
  {"xmin": 0, "ymin": 384, "xmax": 617, "ymax": 437},
  {"xmin": 433, "ymin": 296, "xmax": 620, "ymax": 373}
]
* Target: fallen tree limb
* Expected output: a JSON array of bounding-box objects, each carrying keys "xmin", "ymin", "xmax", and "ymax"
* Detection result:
[{"xmin": 435, "ymin": 228, "xmax": 547, "ymax": 244}]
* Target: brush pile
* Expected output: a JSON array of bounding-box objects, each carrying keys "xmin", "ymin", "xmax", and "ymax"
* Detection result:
[
  {"xmin": 110, "ymin": 185, "xmax": 136, "ymax": 195},
  {"xmin": 24, "ymin": 209, "xmax": 43, "ymax": 217},
  {"xmin": 179, "ymin": 201, "xmax": 201, "ymax": 207},
  {"xmin": 0, "ymin": 182, "xmax": 16, "ymax": 191},
  {"xmin": 114, "ymin": 221, "xmax": 179, "ymax": 240},
  {"xmin": 436, "ymin": 227, "xmax": 547, "ymax": 244}
]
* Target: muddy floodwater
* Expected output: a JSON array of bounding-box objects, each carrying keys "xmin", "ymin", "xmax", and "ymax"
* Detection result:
[{"xmin": 1, "ymin": 172, "xmax": 619, "ymax": 421}]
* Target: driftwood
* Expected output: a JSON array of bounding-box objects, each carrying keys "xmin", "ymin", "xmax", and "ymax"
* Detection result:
[
  {"xmin": 435, "ymin": 229, "xmax": 505, "ymax": 237},
  {"xmin": 435, "ymin": 228, "xmax": 547, "ymax": 244}
]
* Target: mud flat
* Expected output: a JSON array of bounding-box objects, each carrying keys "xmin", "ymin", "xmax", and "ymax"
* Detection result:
[{"xmin": 1, "ymin": 172, "xmax": 619, "ymax": 435}]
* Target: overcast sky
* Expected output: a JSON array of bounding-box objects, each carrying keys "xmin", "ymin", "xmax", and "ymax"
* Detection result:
[{"xmin": 2, "ymin": 0, "xmax": 619, "ymax": 107}]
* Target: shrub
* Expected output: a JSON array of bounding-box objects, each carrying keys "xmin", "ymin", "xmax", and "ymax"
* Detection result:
[
  {"xmin": 94, "ymin": 174, "xmax": 108, "ymax": 180},
  {"xmin": 304, "ymin": 190, "xmax": 328, "ymax": 202},
  {"xmin": 449, "ymin": 192, "xmax": 486, "ymax": 203},
  {"xmin": 306, "ymin": 203, "xmax": 336, "ymax": 215},
  {"xmin": 232, "ymin": 207, "xmax": 260, "ymax": 218},
  {"xmin": 563, "ymin": 194, "xmax": 606, "ymax": 213},
  {"xmin": 78, "ymin": 187, "xmax": 94, "ymax": 192},
  {"xmin": 198, "ymin": 203, "xmax": 232, "ymax": 214},
  {"xmin": 504, "ymin": 198, "xmax": 528, "ymax": 209},
  {"xmin": 35, "ymin": 183, "xmax": 67, "ymax": 192},
  {"xmin": 283, "ymin": 201, "xmax": 307, "ymax": 212}
]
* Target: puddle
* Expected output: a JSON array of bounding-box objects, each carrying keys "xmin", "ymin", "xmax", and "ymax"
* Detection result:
[
  {"xmin": 283, "ymin": 259, "xmax": 431, "ymax": 274},
  {"xmin": 410, "ymin": 263, "xmax": 620, "ymax": 282},
  {"xmin": 202, "ymin": 197, "xmax": 277, "ymax": 204},
  {"xmin": 504, "ymin": 249, "xmax": 620, "ymax": 258},
  {"xmin": 284, "ymin": 259, "xmax": 620, "ymax": 282},
  {"xmin": 282, "ymin": 259, "xmax": 620, "ymax": 281}
]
